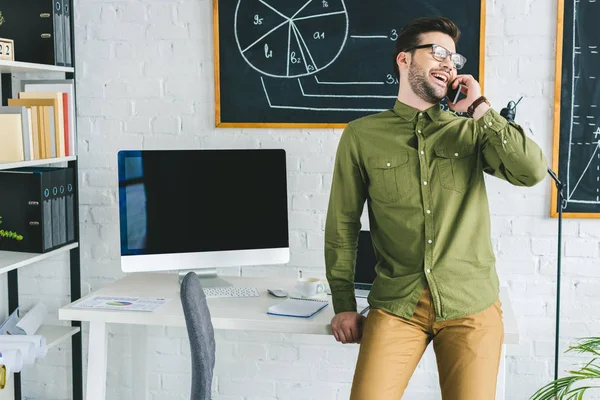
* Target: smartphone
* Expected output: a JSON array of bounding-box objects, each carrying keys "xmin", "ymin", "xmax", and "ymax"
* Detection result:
[{"xmin": 447, "ymin": 82, "xmax": 467, "ymax": 104}]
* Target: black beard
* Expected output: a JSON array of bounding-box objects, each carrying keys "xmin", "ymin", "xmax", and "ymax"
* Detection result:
[{"xmin": 408, "ymin": 61, "xmax": 445, "ymax": 104}]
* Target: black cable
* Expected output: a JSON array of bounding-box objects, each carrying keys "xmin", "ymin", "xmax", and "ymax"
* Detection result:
[
  {"xmin": 549, "ymin": 171, "xmax": 566, "ymax": 382},
  {"xmin": 500, "ymin": 98, "xmax": 564, "ymax": 382}
]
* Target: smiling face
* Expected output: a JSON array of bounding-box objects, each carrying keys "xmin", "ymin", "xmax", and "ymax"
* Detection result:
[{"xmin": 401, "ymin": 31, "xmax": 458, "ymax": 105}]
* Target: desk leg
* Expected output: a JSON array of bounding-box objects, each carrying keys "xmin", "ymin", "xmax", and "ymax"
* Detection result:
[
  {"xmin": 87, "ymin": 321, "xmax": 108, "ymax": 400},
  {"xmin": 131, "ymin": 325, "xmax": 148, "ymax": 400},
  {"xmin": 496, "ymin": 344, "xmax": 506, "ymax": 400}
]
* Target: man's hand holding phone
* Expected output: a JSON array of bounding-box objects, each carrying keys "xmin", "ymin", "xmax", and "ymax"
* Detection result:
[{"xmin": 447, "ymin": 75, "xmax": 487, "ymax": 115}]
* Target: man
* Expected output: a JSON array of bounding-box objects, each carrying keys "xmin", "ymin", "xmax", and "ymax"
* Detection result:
[{"xmin": 324, "ymin": 16, "xmax": 547, "ymax": 400}]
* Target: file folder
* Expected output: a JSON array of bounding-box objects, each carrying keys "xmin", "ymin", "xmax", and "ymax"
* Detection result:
[
  {"xmin": 63, "ymin": 0, "xmax": 72, "ymax": 66},
  {"xmin": 0, "ymin": 170, "xmax": 53, "ymax": 253},
  {"xmin": 0, "ymin": 1, "xmax": 66, "ymax": 65}
]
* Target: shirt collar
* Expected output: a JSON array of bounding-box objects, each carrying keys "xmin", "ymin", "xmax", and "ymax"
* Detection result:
[{"xmin": 392, "ymin": 100, "xmax": 442, "ymax": 122}]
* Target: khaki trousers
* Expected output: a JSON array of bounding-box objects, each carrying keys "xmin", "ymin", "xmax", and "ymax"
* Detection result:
[{"xmin": 350, "ymin": 286, "xmax": 504, "ymax": 400}]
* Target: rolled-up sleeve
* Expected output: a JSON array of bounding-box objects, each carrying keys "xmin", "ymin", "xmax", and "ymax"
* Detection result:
[
  {"xmin": 477, "ymin": 108, "xmax": 548, "ymax": 186},
  {"xmin": 324, "ymin": 123, "xmax": 367, "ymax": 314}
]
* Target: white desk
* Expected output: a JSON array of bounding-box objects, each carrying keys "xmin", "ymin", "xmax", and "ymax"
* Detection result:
[{"xmin": 59, "ymin": 273, "xmax": 519, "ymax": 400}]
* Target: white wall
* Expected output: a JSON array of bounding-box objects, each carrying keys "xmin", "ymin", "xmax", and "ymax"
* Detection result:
[{"xmin": 10, "ymin": 0, "xmax": 600, "ymax": 399}]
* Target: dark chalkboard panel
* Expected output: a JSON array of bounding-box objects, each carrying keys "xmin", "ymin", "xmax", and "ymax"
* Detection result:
[
  {"xmin": 553, "ymin": 0, "xmax": 600, "ymax": 217},
  {"xmin": 214, "ymin": 0, "xmax": 485, "ymax": 128}
]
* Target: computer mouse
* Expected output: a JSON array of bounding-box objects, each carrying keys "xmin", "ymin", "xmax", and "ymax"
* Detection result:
[{"xmin": 267, "ymin": 289, "xmax": 288, "ymax": 298}]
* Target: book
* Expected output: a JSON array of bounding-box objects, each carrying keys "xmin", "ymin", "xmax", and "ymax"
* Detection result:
[
  {"xmin": 0, "ymin": 107, "xmax": 30, "ymax": 160},
  {"xmin": 0, "ymin": 113, "xmax": 25, "ymax": 163},
  {"xmin": 18, "ymin": 92, "xmax": 65, "ymax": 157},
  {"xmin": 7, "ymin": 98, "xmax": 58, "ymax": 159},
  {"xmin": 267, "ymin": 298, "xmax": 328, "ymax": 318},
  {"xmin": 21, "ymin": 80, "xmax": 76, "ymax": 156}
]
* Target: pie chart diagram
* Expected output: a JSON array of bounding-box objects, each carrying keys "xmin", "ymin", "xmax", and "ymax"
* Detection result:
[{"xmin": 234, "ymin": 0, "xmax": 349, "ymax": 78}]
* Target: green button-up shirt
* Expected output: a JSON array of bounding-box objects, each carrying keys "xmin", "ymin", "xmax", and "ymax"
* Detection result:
[{"xmin": 325, "ymin": 100, "xmax": 547, "ymax": 321}]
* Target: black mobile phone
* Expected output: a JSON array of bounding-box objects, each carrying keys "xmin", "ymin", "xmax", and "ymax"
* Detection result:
[{"xmin": 447, "ymin": 82, "xmax": 466, "ymax": 104}]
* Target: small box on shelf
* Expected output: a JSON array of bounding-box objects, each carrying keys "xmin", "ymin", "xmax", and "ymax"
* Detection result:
[{"xmin": 0, "ymin": 39, "xmax": 14, "ymax": 61}]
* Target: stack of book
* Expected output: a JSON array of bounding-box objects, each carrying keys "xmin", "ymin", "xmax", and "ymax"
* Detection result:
[{"xmin": 0, "ymin": 80, "xmax": 76, "ymax": 163}]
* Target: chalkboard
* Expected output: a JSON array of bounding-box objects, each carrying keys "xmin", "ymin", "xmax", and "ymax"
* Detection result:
[
  {"xmin": 553, "ymin": 0, "xmax": 600, "ymax": 217},
  {"xmin": 213, "ymin": 0, "xmax": 485, "ymax": 128}
]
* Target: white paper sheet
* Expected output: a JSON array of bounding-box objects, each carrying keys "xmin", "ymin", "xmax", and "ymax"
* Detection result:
[{"xmin": 72, "ymin": 296, "xmax": 171, "ymax": 312}]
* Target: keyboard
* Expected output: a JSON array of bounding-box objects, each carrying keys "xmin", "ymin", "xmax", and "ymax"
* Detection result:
[
  {"xmin": 203, "ymin": 286, "xmax": 261, "ymax": 298},
  {"xmin": 355, "ymin": 283, "xmax": 372, "ymax": 290}
]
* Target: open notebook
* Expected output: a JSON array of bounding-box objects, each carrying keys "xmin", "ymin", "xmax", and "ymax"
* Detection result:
[{"xmin": 267, "ymin": 298, "xmax": 328, "ymax": 318}]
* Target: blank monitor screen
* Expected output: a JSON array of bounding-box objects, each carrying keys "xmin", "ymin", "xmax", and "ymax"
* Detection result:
[
  {"xmin": 118, "ymin": 149, "xmax": 289, "ymax": 258},
  {"xmin": 356, "ymin": 230, "xmax": 377, "ymax": 284}
]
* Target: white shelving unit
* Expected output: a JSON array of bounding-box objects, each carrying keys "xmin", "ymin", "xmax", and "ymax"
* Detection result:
[
  {"xmin": 36, "ymin": 325, "xmax": 80, "ymax": 350},
  {"xmin": 0, "ymin": 243, "xmax": 78, "ymax": 275},
  {"xmin": 0, "ymin": 157, "xmax": 76, "ymax": 171},
  {"xmin": 0, "ymin": 60, "xmax": 74, "ymax": 74},
  {"xmin": 1, "ymin": 54, "xmax": 82, "ymax": 398}
]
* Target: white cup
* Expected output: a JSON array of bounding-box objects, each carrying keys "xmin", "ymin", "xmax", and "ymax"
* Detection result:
[{"xmin": 295, "ymin": 277, "xmax": 326, "ymax": 298}]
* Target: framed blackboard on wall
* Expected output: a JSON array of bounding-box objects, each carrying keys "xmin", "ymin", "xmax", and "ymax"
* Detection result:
[
  {"xmin": 552, "ymin": 0, "xmax": 600, "ymax": 218},
  {"xmin": 213, "ymin": 0, "xmax": 486, "ymax": 128}
]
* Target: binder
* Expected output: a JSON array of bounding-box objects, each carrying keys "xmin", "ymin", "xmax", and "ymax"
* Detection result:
[
  {"xmin": 18, "ymin": 167, "xmax": 68, "ymax": 249},
  {"xmin": 50, "ymin": 170, "xmax": 60, "ymax": 248},
  {"xmin": 0, "ymin": 1, "xmax": 66, "ymax": 66},
  {"xmin": 64, "ymin": 167, "xmax": 76, "ymax": 243},
  {"xmin": 55, "ymin": 168, "xmax": 67, "ymax": 247},
  {"xmin": 0, "ymin": 170, "xmax": 53, "ymax": 253},
  {"xmin": 63, "ymin": 0, "xmax": 72, "ymax": 67},
  {"xmin": 53, "ymin": 0, "xmax": 65, "ymax": 65}
]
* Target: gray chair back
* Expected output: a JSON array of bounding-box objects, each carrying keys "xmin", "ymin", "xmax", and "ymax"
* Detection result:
[{"xmin": 181, "ymin": 272, "xmax": 216, "ymax": 400}]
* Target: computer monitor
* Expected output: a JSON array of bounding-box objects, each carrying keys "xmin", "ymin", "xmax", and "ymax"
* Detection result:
[
  {"xmin": 354, "ymin": 230, "xmax": 377, "ymax": 297},
  {"xmin": 117, "ymin": 149, "xmax": 290, "ymax": 287}
]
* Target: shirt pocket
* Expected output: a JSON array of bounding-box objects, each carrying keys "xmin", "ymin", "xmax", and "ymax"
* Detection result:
[
  {"xmin": 434, "ymin": 146, "xmax": 476, "ymax": 194},
  {"xmin": 367, "ymin": 152, "xmax": 411, "ymax": 202}
]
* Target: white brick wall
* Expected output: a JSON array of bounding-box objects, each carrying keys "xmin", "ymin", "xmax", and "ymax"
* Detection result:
[{"xmin": 7, "ymin": 0, "xmax": 600, "ymax": 399}]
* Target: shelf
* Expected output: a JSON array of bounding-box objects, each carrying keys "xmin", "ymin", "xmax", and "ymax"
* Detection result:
[
  {"xmin": 0, "ymin": 243, "xmax": 78, "ymax": 275},
  {"xmin": 0, "ymin": 156, "xmax": 77, "ymax": 171},
  {"xmin": 0, "ymin": 60, "xmax": 74, "ymax": 74},
  {"xmin": 36, "ymin": 325, "xmax": 80, "ymax": 349}
]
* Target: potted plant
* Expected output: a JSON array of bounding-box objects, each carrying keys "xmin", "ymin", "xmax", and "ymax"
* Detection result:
[
  {"xmin": 0, "ymin": 216, "xmax": 23, "ymax": 241},
  {"xmin": 531, "ymin": 337, "xmax": 600, "ymax": 399}
]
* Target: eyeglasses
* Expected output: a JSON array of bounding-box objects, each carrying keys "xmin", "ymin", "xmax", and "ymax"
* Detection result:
[{"xmin": 404, "ymin": 44, "xmax": 467, "ymax": 70}]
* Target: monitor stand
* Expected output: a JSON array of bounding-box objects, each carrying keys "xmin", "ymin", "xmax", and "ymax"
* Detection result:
[{"xmin": 178, "ymin": 268, "xmax": 233, "ymax": 288}]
